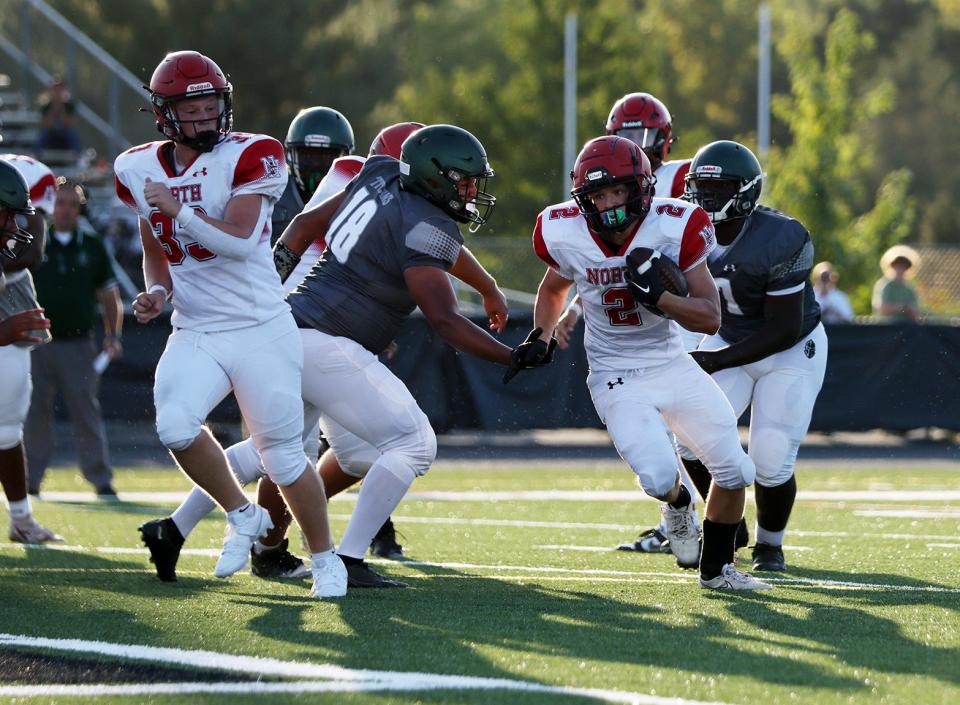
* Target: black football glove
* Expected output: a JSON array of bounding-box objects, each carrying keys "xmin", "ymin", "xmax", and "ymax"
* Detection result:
[
  {"xmin": 624, "ymin": 248, "xmax": 668, "ymax": 308},
  {"xmin": 690, "ymin": 349, "xmax": 723, "ymax": 375},
  {"xmin": 502, "ymin": 326, "xmax": 558, "ymax": 384}
]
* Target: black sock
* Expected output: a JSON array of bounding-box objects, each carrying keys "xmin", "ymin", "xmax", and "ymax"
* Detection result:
[
  {"xmin": 755, "ymin": 475, "xmax": 797, "ymax": 534},
  {"xmin": 669, "ymin": 484, "xmax": 691, "ymax": 510},
  {"xmin": 700, "ymin": 518, "xmax": 739, "ymax": 580},
  {"xmin": 681, "ymin": 457, "xmax": 713, "ymax": 501},
  {"xmin": 338, "ymin": 554, "xmax": 363, "ymax": 566}
]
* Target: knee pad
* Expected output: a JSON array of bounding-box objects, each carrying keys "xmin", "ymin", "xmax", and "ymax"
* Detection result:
[
  {"xmin": 225, "ymin": 438, "xmax": 267, "ymax": 486},
  {"xmin": 382, "ymin": 422, "xmax": 436, "ymax": 478},
  {"xmin": 338, "ymin": 450, "xmax": 377, "ymax": 480},
  {"xmin": 711, "ymin": 454, "xmax": 756, "ymax": 490},
  {"xmin": 260, "ymin": 441, "xmax": 308, "ymax": 487},
  {"xmin": 0, "ymin": 424, "xmax": 23, "ymax": 451},
  {"xmin": 750, "ymin": 427, "xmax": 797, "ymax": 487},
  {"xmin": 155, "ymin": 404, "xmax": 201, "ymax": 452},
  {"xmin": 633, "ymin": 465, "xmax": 678, "ymax": 499}
]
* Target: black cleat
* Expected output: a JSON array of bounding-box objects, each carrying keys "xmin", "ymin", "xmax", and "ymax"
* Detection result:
[
  {"xmin": 139, "ymin": 517, "xmax": 184, "ymax": 582},
  {"xmin": 735, "ymin": 518, "xmax": 749, "ymax": 551},
  {"xmin": 251, "ymin": 538, "xmax": 311, "ymax": 579},
  {"xmin": 752, "ymin": 542, "xmax": 786, "ymax": 571},
  {"xmin": 345, "ymin": 559, "xmax": 407, "ymax": 588},
  {"xmin": 370, "ymin": 518, "xmax": 404, "ymax": 559},
  {"xmin": 616, "ymin": 527, "xmax": 671, "ymax": 553}
]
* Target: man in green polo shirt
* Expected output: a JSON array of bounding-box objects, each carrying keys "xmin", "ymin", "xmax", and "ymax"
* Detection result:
[{"xmin": 24, "ymin": 179, "xmax": 122, "ymax": 496}]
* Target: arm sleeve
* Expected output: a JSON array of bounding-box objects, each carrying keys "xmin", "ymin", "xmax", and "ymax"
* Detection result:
[{"xmin": 402, "ymin": 217, "xmax": 463, "ymax": 271}]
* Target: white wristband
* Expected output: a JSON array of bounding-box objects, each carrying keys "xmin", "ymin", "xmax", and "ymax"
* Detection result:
[
  {"xmin": 174, "ymin": 205, "xmax": 196, "ymax": 229},
  {"xmin": 148, "ymin": 284, "xmax": 170, "ymax": 301}
]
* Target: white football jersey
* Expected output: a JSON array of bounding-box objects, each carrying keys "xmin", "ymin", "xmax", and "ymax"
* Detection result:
[
  {"xmin": 534, "ymin": 196, "xmax": 715, "ymax": 371},
  {"xmin": 654, "ymin": 159, "xmax": 691, "ymax": 199},
  {"xmin": 114, "ymin": 133, "xmax": 289, "ymax": 332},
  {"xmin": 278, "ymin": 154, "xmax": 367, "ymax": 295},
  {"xmin": 301, "ymin": 154, "xmax": 366, "ymax": 258},
  {"xmin": 2, "ymin": 153, "xmax": 57, "ymax": 214}
]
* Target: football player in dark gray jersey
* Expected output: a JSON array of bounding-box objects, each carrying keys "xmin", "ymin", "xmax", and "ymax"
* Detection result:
[
  {"xmin": 273, "ymin": 124, "xmax": 552, "ymax": 588},
  {"xmin": 0, "ymin": 158, "xmax": 60, "ymax": 544},
  {"xmin": 678, "ymin": 140, "xmax": 827, "ymax": 573}
]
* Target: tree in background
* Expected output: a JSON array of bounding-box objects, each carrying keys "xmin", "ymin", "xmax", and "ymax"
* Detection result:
[{"xmin": 764, "ymin": 7, "xmax": 915, "ymax": 312}]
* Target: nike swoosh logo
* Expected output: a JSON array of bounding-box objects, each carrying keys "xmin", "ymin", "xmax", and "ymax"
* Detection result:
[{"xmin": 635, "ymin": 284, "xmax": 650, "ymax": 293}]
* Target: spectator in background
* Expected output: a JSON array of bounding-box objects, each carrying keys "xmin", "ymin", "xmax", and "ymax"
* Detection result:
[
  {"xmin": 812, "ymin": 261, "xmax": 854, "ymax": 323},
  {"xmin": 872, "ymin": 245, "xmax": 921, "ymax": 322},
  {"xmin": 35, "ymin": 79, "xmax": 82, "ymax": 154},
  {"xmin": 24, "ymin": 179, "xmax": 121, "ymax": 497}
]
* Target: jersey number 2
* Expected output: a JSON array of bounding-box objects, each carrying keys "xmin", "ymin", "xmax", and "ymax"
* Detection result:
[
  {"xmin": 602, "ymin": 287, "xmax": 642, "ymax": 326},
  {"xmin": 150, "ymin": 209, "xmax": 216, "ymax": 265}
]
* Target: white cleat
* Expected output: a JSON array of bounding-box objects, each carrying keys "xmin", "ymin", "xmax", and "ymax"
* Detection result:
[
  {"xmin": 660, "ymin": 502, "xmax": 700, "ymax": 569},
  {"xmin": 699, "ymin": 563, "xmax": 772, "ymax": 591},
  {"xmin": 215, "ymin": 504, "xmax": 273, "ymax": 578},
  {"xmin": 310, "ymin": 552, "xmax": 348, "ymax": 598},
  {"xmin": 9, "ymin": 517, "xmax": 64, "ymax": 544}
]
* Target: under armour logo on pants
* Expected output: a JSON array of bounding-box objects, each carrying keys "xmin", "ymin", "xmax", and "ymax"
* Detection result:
[{"xmin": 607, "ymin": 377, "xmax": 624, "ymax": 390}]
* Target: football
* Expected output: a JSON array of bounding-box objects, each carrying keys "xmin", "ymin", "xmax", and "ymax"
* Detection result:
[{"xmin": 625, "ymin": 246, "xmax": 689, "ymax": 317}]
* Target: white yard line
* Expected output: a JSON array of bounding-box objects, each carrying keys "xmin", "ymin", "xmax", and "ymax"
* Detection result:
[
  {"xmin": 0, "ymin": 633, "xmax": 734, "ymax": 705},
  {"xmin": 32, "ymin": 489, "xmax": 960, "ymax": 503},
  {"xmin": 532, "ymin": 544, "xmax": 816, "ymax": 553},
  {"xmin": 3, "ymin": 541, "xmax": 955, "ymax": 592},
  {"xmin": 854, "ymin": 509, "xmax": 960, "ymax": 518}
]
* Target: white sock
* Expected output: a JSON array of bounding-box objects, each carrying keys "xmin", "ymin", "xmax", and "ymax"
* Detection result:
[
  {"xmin": 171, "ymin": 487, "xmax": 217, "ymax": 538},
  {"xmin": 7, "ymin": 498, "xmax": 30, "ymax": 520},
  {"xmin": 338, "ymin": 459, "xmax": 416, "ymax": 559},
  {"xmin": 756, "ymin": 525, "xmax": 785, "ymax": 547},
  {"xmin": 311, "ymin": 547, "xmax": 336, "ymax": 564},
  {"xmin": 227, "ymin": 502, "xmax": 254, "ymax": 525}
]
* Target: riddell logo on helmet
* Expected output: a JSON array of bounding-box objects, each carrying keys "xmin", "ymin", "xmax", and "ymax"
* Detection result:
[
  {"xmin": 185, "ymin": 82, "xmax": 214, "ymax": 94},
  {"xmin": 620, "ymin": 120, "xmax": 647, "ymax": 128},
  {"xmin": 696, "ymin": 165, "xmax": 723, "ymax": 175},
  {"xmin": 586, "ymin": 170, "xmax": 605, "ymax": 181},
  {"xmin": 304, "ymin": 134, "xmax": 332, "ymax": 147}
]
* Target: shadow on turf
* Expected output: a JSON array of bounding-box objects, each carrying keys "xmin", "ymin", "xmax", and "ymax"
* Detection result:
[
  {"xmin": 709, "ymin": 565, "xmax": 960, "ymax": 686},
  {"xmin": 227, "ymin": 560, "xmax": 880, "ymax": 696}
]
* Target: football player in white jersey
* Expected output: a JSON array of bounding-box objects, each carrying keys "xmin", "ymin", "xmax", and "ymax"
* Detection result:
[
  {"xmin": 114, "ymin": 51, "xmax": 346, "ymax": 598},
  {"xmin": 557, "ymin": 92, "xmax": 692, "ymax": 348},
  {"xmin": 555, "ymin": 93, "xmax": 708, "ymax": 556},
  {"xmin": 530, "ymin": 136, "xmax": 768, "ymax": 590},
  {"xmin": 0, "ymin": 157, "xmax": 60, "ymax": 544}
]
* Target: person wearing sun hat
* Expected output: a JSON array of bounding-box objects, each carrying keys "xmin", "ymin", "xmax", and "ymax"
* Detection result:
[{"xmin": 872, "ymin": 245, "xmax": 921, "ymax": 322}]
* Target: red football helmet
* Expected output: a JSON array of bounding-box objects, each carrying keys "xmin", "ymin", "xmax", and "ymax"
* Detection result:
[
  {"xmin": 570, "ymin": 136, "xmax": 655, "ymax": 235},
  {"xmin": 147, "ymin": 51, "xmax": 232, "ymax": 152},
  {"xmin": 368, "ymin": 122, "xmax": 425, "ymax": 159},
  {"xmin": 605, "ymin": 93, "xmax": 674, "ymax": 170}
]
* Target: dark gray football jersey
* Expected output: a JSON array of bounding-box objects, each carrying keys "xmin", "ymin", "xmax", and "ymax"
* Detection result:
[
  {"xmin": 707, "ymin": 206, "xmax": 821, "ymax": 344},
  {"xmin": 270, "ymin": 177, "xmax": 304, "ymax": 247},
  {"xmin": 0, "ymin": 271, "xmax": 50, "ymax": 347},
  {"xmin": 288, "ymin": 156, "xmax": 464, "ymax": 354}
]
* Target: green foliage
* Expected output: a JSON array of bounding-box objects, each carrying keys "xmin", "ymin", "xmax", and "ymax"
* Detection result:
[
  {"xmin": 764, "ymin": 7, "xmax": 915, "ymax": 313},
  {"xmin": 19, "ymin": 0, "xmax": 960, "ymax": 301}
]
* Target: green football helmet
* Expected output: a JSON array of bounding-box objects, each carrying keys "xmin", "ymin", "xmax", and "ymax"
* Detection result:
[
  {"xmin": 0, "ymin": 159, "xmax": 36, "ymax": 261},
  {"xmin": 399, "ymin": 124, "xmax": 495, "ymax": 232},
  {"xmin": 284, "ymin": 106, "xmax": 355, "ymax": 201},
  {"xmin": 684, "ymin": 140, "xmax": 763, "ymax": 224}
]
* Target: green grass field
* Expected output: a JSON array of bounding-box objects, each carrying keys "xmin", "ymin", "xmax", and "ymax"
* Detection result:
[{"xmin": 2, "ymin": 460, "xmax": 959, "ymax": 705}]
